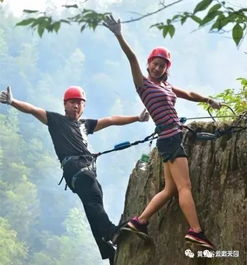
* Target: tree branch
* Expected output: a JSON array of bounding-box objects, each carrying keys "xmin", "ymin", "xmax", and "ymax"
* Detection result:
[{"xmin": 121, "ymin": 0, "xmax": 184, "ymax": 23}]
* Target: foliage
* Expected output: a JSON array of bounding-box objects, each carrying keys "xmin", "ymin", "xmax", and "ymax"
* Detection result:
[
  {"xmin": 16, "ymin": 0, "xmax": 247, "ymax": 46},
  {"xmin": 0, "ymin": 217, "xmax": 28, "ymax": 265},
  {"xmin": 151, "ymin": 0, "xmax": 247, "ymax": 46},
  {"xmin": 16, "ymin": 8, "xmax": 110, "ymax": 37},
  {"xmin": 199, "ymin": 77, "xmax": 247, "ymax": 118},
  {"xmin": 29, "ymin": 208, "xmax": 99, "ymax": 265},
  {"xmin": 0, "ymin": 14, "xmax": 105, "ymax": 264},
  {"xmin": 0, "ymin": 112, "xmax": 40, "ymax": 240},
  {"xmin": 0, "ymin": 112, "xmax": 97, "ymax": 264}
]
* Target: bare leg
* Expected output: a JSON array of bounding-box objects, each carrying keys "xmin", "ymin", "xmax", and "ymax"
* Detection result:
[
  {"xmin": 134, "ymin": 165, "xmax": 177, "ymax": 224},
  {"xmin": 167, "ymin": 157, "xmax": 201, "ymax": 232}
]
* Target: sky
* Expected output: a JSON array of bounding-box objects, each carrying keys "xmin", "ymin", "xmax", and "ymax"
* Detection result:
[
  {"xmin": 1, "ymin": 0, "xmax": 246, "ymax": 263},
  {"xmin": 3, "ymin": 0, "xmax": 247, "ymax": 16}
]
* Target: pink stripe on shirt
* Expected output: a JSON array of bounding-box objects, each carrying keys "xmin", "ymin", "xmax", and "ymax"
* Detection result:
[{"xmin": 137, "ymin": 77, "xmax": 181, "ymax": 139}]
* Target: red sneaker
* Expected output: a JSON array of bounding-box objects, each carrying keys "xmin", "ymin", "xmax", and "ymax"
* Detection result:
[
  {"xmin": 185, "ymin": 228, "xmax": 215, "ymax": 249},
  {"xmin": 126, "ymin": 216, "xmax": 148, "ymax": 234}
]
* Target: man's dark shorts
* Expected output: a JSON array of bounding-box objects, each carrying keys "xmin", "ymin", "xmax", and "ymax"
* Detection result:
[{"xmin": 156, "ymin": 132, "xmax": 187, "ymax": 162}]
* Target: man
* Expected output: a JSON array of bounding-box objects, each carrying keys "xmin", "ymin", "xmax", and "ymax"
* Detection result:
[{"xmin": 0, "ymin": 86, "xmax": 149, "ymax": 265}]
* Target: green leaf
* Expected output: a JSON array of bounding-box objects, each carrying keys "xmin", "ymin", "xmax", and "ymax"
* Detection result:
[
  {"xmin": 190, "ymin": 15, "xmax": 202, "ymax": 24},
  {"xmin": 172, "ymin": 14, "xmax": 181, "ymax": 21},
  {"xmin": 63, "ymin": 4, "xmax": 78, "ymax": 8},
  {"xmin": 227, "ymin": 13, "xmax": 238, "ymax": 22},
  {"xmin": 232, "ymin": 23, "xmax": 243, "ymax": 46},
  {"xmin": 80, "ymin": 24, "xmax": 86, "ymax": 32},
  {"xmin": 31, "ymin": 16, "xmax": 50, "ymax": 28},
  {"xmin": 168, "ymin": 24, "xmax": 175, "ymax": 37},
  {"xmin": 167, "ymin": 19, "xmax": 172, "ymax": 24},
  {"xmin": 226, "ymin": 7, "xmax": 234, "ymax": 12},
  {"xmin": 181, "ymin": 16, "xmax": 188, "ymax": 25},
  {"xmin": 194, "ymin": 0, "xmax": 213, "ymax": 14},
  {"xmin": 236, "ymin": 77, "xmax": 247, "ymax": 88},
  {"xmin": 23, "ymin": 9, "xmax": 39, "ymax": 13},
  {"xmin": 16, "ymin": 18, "xmax": 35, "ymax": 26},
  {"xmin": 52, "ymin": 21, "xmax": 61, "ymax": 32},
  {"xmin": 217, "ymin": 18, "xmax": 229, "ymax": 30},
  {"xmin": 210, "ymin": 15, "xmax": 228, "ymax": 30},
  {"xmin": 150, "ymin": 22, "xmax": 164, "ymax": 29},
  {"xmin": 30, "ymin": 17, "xmax": 46, "ymax": 28},
  {"xmin": 200, "ymin": 11, "xmax": 220, "ymax": 26},
  {"xmin": 162, "ymin": 26, "xmax": 169, "ymax": 38},
  {"xmin": 207, "ymin": 3, "xmax": 221, "ymax": 14},
  {"xmin": 60, "ymin": 19, "xmax": 71, "ymax": 24},
  {"xmin": 37, "ymin": 25, "xmax": 45, "ymax": 37}
]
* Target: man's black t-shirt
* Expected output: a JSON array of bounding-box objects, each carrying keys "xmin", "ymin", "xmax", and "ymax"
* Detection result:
[{"xmin": 46, "ymin": 111, "xmax": 97, "ymax": 164}]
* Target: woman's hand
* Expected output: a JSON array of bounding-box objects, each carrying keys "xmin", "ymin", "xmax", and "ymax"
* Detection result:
[
  {"xmin": 207, "ymin": 98, "xmax": 222, "ymax": 109},
  {"xmin": 103, "ymin": 15, "xmax": 121, "ymax": 36}
]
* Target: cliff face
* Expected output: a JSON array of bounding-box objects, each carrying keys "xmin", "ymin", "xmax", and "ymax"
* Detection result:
[{"xmin": 115, "ymin": 118, "xmax": 247, "ymax": 265}]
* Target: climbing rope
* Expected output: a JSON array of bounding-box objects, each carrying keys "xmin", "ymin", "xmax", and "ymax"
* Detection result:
[{"xmin": 94, "ymin": 106, "xmax": 247, "ymax": 158}]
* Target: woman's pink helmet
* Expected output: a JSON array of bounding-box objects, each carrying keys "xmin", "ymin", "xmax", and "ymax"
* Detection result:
[{"xmin": 147, "ymin": 47, "xmax": 172, "ymax": 68}]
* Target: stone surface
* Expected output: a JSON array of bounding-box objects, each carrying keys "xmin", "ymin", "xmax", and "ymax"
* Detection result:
[{"xmin": 115, "ymin": 116, "xmax": 247, "ymax": 265}]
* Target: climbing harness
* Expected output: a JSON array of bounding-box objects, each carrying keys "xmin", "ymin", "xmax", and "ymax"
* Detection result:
[
  {"xmin": 154, "ymin": 123, "xmax": 181, "ymax": 135},
  {"xmin": 70, "ymin": 164, "xmax": 95, "ymax": 190},
  {"xmin": 58, "ymin": 155, "xmax": 96, "ymax": 190}
]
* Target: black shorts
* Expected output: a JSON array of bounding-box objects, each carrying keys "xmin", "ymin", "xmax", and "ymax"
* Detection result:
[{"xmin": 156, "ymin": 132, "xmax": 187, "ymax": 163}]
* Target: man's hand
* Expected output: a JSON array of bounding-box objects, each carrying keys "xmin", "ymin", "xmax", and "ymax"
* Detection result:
[
  {"xmin": 0, "ymin": 86, "xmax": 13, "ymax": 104},
  {"xmin": 138, "ymin": 109, "xmax": 149, "ymax": 122},
  {"xmin": 207, "ymin": 98, "xmax": 221, "ymax": 109},
  {"xmin": 103, "ymin": 15, "xmax": 121, "ymax": 36}
]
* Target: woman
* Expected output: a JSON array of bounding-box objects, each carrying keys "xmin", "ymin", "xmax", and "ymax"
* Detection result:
[{"xmin": 103, "ymin": 16, "xmax": 221, "ymax": 250}]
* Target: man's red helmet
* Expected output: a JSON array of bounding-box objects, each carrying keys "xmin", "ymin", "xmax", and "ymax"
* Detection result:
[
  {"xmin": 64, "ymin": 86, "xmax": 86, "ymax": 101},
  {"xmin": 147, "ymin": 47, "xmax": 172, "ymax": 68}
]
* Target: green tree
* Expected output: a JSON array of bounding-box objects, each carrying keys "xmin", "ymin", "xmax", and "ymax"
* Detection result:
[
  {"xmin": 199, "ymin": 77, "xmax": 247, "ymax": 118},
  {"xmin": 0, "ymin": 13, "xmax": 104, "ymax": 264},
  {"xmin": 29, "ymin": 208, "xmax": 100, "ymax": 265},
  {"xmin": 0, "ymin": 112, "xmax": 40, "ymax": 241},
  {"xmin": 0, "ymin": 217, "xmax": 28, "ymax": 265}
]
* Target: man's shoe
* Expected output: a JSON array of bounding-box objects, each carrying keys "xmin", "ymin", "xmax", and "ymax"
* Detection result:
[
  {"xmin": 109, "ymin": 256, "xmax": 114, "ymax": 265},
  {"xmin": 185, "ymin": 228, "xmax": 215, "ymax": 249},
  {"xmin": 104, "ymin": 222, "xmax": 128, "ymax": 246},
  {"xmin": 110, "ymin": 230, "xmax": 121, "ymax": 246}
]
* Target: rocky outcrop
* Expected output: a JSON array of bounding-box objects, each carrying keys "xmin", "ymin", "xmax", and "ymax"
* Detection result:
[{"xmin": 115, "ymin": 116, "xmax": 247, "ymax": 265}]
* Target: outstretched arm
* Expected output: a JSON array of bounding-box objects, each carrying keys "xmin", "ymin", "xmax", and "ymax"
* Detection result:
[
  {"xmin": 94, "ymin": 109, "xmax": 149, "ymax": 132},
  {"xmin": 0, "ymin": 87, "xmax": 48, "ymax": 124},
  {"xmin": 103, "ymin": 15, "xmax": 144, "ymax": 88},
  {"xmin": 172, "ymin": 86, "xmax": 221, "ymax": 109}
]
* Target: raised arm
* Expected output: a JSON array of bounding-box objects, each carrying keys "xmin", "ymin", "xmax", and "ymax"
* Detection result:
[
  {"xmin": 103, "ymin": 15, "xmax": 144, "ymax": 88},
  {"xmin": 0, "ymin": 86, "xmax": 48, "ymax": 124},
  {"xmin": 94, "ymin": 109, "xmax": 149, "ymax": 132},
  {"xmin": 172, "ymin": 86, "xmax": 221, "ymax": 109}
]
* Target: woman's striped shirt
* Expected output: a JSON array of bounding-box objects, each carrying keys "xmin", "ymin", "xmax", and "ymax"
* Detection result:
[{"xmin": 137, "ymin": 77, "xmax": 181, "ymax": 139}]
